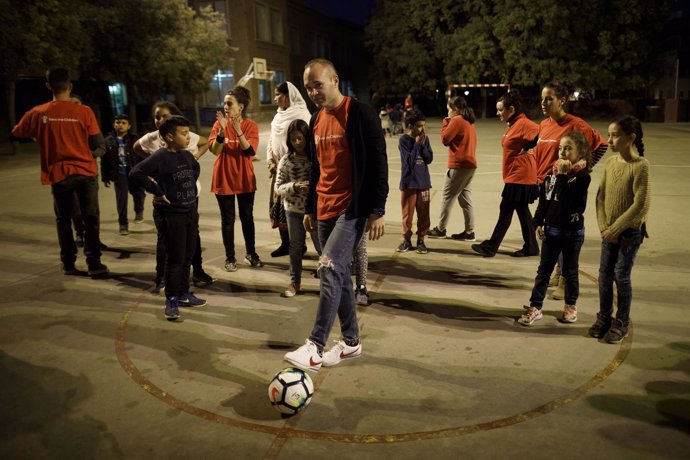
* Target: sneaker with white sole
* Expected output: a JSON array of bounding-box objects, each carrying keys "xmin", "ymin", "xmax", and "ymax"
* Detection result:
[
  {"xmin": 179, "ymin": 291, "xmax": 206, "ymax": 307},
  {"xmin": 559, "ymin": 304, "xmax": 577, "ymax": 323},
  {"xmin": 355, "ymin": 285, "xmax": 369, "ymax": 306},
  {"xmin": 397, "ymin": 239, "xmax": 412, "ymax": 252},
  {"xmin": 223, "ymin": 259, "xmax": 238, "ymax": 272},
  {"xmin": 164, "ymin": 297, "xmax": 180, "ymax": 321},
  {"xmin": 284, "ymin": 339, "xmax": 323, "ymax": 372},
  {"xmin": 322, "ymin": 339, "xmax": 362, "ymax": 367},
  {"xmin": 518, "ymin": 306, "xmax": 543, "ymax": 326},
  {"xmin": 427, "ymin": 227, "xmax": 446, "ymax": 238},
  {"xmin": 282, "ymin": 283, "xmax": 299, "ymax": 298}
]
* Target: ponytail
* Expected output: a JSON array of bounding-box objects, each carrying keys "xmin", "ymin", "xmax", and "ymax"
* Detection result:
[{"xmin": 613, "ymin": 115, "xmax": 645, "ymax": 157}]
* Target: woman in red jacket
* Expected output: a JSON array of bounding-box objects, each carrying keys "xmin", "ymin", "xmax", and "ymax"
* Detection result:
[
  {"xmin": 533, "ymin": 81, "xmax": 608, "ymax": 298},
  {"xmin": 209, "ymin": 86, "xmax": 262, "ymax": 272},
  {"xmin": 472, "ymin": 90, "xmax": 540, "ymax": 257},
  {"xmin": 428, "ymin": 96, "xmax": 478, "ymax": 241}
]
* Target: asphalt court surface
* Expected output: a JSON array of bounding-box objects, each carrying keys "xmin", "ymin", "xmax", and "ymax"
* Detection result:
[{"xmin": 1, "ymin": 119, "xmax": 689, "ymax": 459}]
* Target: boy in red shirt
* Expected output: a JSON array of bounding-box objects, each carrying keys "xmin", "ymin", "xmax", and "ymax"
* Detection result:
[{"xmin": 12, "ymin": 68, "xmax": 107, "ymax": 277}]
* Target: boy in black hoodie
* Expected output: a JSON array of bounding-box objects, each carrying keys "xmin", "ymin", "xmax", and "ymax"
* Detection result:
[{"xmin": 130, "ymin": 116, "xmax": 206, "ymax": 321}]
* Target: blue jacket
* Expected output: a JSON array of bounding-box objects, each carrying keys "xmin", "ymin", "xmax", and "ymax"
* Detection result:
[{"xmin": 398, "ymin": 134, "xmax": 433, "ymax": 190}]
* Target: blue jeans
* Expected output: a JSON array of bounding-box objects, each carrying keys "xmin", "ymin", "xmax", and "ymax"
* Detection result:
[
  {"xmin": 529, "ymin": 226, "xmax": 584, "ymax": 308},
  {"xmin": 598, "ymin": 229, "xmax": 643, "ymax": 326},
  {"xmin": 309, "ymin": 214, "xmax": 366, "ymax": 349},
  {"xmin": 286, "ymin": 211, "xmax": 321, "ymax": 285}
]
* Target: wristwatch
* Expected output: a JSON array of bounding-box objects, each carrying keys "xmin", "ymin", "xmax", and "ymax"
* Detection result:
[{"xmin": 372, "ymin": 208, "xmax": 385, "ymax": 217}]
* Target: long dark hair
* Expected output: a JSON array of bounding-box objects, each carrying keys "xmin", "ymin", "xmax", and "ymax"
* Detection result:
[
  {"xmin": 448, "ymin": 96, "xmax": 476, "ymax": 124},
  {"xmin": 227, "ymin": 86, "xmax": 251, "ymax": 116},
  {"xmin": 543, "ymin": 81, "xmax": 571, "ymax": 100},
  {"xmin": 286, "ymin": 119, "xmax": 309, "ymax": 154},
  {"xmin": 498, "ymin": 89, "xmax": 523, "ymax": 116},
  {"xmin": 152, "ymin": 101, "xmax": 183, "ymax": 119},
  {"xmin": 613, "ymin": 115, "xmax": 645, "ymax": 156},
  {"xmin": 561, "ymin": 131, "xmax": 592, "ymax": 172}
]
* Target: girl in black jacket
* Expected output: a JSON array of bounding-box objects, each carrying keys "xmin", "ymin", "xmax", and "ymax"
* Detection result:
[{"xmin": 519, "ymin": 131, "xmax": 592, "ymax": 326}]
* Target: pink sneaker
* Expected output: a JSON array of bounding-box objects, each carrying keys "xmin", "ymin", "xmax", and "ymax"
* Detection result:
[
  {"xmin": 518, "ymin": 306, "xmax": 543, "ymax": 326},
  {"xmin": 559, "ymin": 305, "xmax": 578, "ymax": 323}
]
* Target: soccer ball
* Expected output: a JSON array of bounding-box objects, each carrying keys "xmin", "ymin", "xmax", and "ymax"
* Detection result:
[{"xmin": 268, "ymin": 367, "xmax": 314, "ymax": 415}]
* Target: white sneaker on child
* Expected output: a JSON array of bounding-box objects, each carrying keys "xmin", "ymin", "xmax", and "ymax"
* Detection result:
[
  {"xmin": 284, "ymin": 339, "xmax": 322, "ymax": 372},
  {"xmin": 322, "ymin": 339, "xmax": 362, "ymax": 367}
]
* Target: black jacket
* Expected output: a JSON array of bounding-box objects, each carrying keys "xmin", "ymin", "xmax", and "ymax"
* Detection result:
[
  {"xmin": 129, "ymin": 148, "xmax": 200, "ymax": 213},
  {"xmin": 305, "ymin": 98, "xmax": 389, "ymax": 218},
  {"xmin": 101, "ymin": 132, "xmax": 140, "ymax": 182},
  {"xmin": 533, "ymin": 168, "xmax": 591, "ymax": 230}
]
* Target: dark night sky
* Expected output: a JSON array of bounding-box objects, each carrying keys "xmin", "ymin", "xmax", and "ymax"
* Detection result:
[{"xmin": 309, "ymin": 0, "xmax": 375, "ymax": 26}]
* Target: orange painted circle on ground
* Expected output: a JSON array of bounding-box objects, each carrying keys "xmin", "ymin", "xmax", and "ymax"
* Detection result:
[{"xmin": 115, "ymin": 278, "xmax": 631, "ymax": 444}]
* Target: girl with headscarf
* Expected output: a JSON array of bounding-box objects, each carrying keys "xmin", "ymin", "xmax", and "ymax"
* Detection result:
[{"xmin": 266, "ymin": 81, "xmax": 312, "ymax": 257}]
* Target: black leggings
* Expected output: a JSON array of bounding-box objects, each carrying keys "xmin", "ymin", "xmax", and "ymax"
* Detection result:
[{"xmin": 216, "ymin": 192, "xmax": 256, "ymax": 261}]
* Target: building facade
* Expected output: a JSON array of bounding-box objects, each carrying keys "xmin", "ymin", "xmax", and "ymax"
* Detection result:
[{"xmin": 189, "ymin": 0, "xmax": 369, "ymax": 122}]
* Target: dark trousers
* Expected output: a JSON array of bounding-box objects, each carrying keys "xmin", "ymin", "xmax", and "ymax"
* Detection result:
[
  {"xmin": 70, "ymin": 194, "xmax": 85, "ymax": 237},
  {"xmin": 114, "ymin": 173, "xmax": 145, "ymax": 226},
  {"xmin": 154, "ymin": 208, "xmax": 204, "ymax": 283},
  {"xmin": 529, "ymin": 227, "xmax": 584, "ymax": 308},
  {"xmin": 483, "ymin": 196, "xmax": 538, "ymax": 254},
  {"xmin": 51, "ymin": 175, "xmax": 102, "ymax": 268},
  {"xmin": 216, "ymin": 193, "xmax": 256, "ymax": 261},
  {"xmin": 156, "ymin": 209, "xmax": 198, "ymax": 298}
]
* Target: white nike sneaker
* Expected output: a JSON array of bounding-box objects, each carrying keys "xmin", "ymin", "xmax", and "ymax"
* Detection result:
[
  {"xmin": 322, "ymin": 339, "xmax": 362, "ymax": 367},
  {"xmin": 284, "ymin": 339, "xmax": 323, "ymax": 372}
]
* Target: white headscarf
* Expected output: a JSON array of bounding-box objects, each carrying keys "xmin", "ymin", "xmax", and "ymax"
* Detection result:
[{"xmin": 268, "ymin": 81, "xmax": 311, "ymax": 163}]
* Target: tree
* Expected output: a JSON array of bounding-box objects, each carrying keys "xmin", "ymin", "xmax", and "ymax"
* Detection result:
[
  {"xmin": 365, "ymin": 0, "xmax": 670, "ymax": 94},
  {"xmin": 1, "ymin": 0, "xmax": 230, "ymax": 145},
  {"xmin": 1, "ymin": 0, "xmax": 93, "ymax": 154}
]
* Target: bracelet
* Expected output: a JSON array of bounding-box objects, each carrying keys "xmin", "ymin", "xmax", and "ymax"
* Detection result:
[
  {"xmin": 237, "ymin": 132, "xmax": 244, "ymax": 138},
  {"xmin": 215, "ymin": 134, "xmax": 225, "ymax": 144}
]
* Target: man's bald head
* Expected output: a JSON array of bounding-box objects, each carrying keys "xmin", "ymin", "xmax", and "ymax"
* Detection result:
[{"xmin": 303, "ymin": 58, "xmax": 343, "ymax": 110}]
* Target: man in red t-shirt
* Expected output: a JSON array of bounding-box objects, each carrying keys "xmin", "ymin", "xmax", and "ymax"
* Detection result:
[
  {"xmin": 12, "ymin": 68, "xmax": 107, "ymax": 277},
  {"xmin": 284, "ymin": 58, "xmax": 388, "ymax": 373}
]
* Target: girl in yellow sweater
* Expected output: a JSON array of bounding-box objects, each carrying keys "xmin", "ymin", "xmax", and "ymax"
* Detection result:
[{"xmin": 589, "ymin": 116, "xmax": 651, "ymax": 343}]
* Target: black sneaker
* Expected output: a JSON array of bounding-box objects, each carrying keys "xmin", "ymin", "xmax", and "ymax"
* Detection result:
[
  {"xmin": 604, "ymin": 319, "xmax": 628, "ymax": 344},
  {"xmin": 87, "ymin": 263, "xmax": 109, "ymax": 277},
  {"xmin": 152, "ymin": 280, "xmax": 165, "ymax": 296},
  {"xmin": 244, "ymin": 253, "xmax": 264, "ymax": 268},
  {"xmin": 75, "ymin": 235, "xmax": 84, "ymax": 248},
  {"xmin": 416, "ymin": 240, "xmax": 428, "ymax": 254},
  {"xmin": 450, "ymin": 231, "xmax": 476, "ymax": 241},
  {"xmin": 427, "ymin": 227, "xmax": 446, "ymax": 238},
  {"xmin": 192, "ymin": 270, "xmax": 214, "ymax": 287},
  {"xmin": 134, "ymin": 212, "xmax": 144, "ymax": 224},
  {"xmin": 588, "ymin": 313, "xmax": 613, "ymax": 338},
  {"xmin": 223, "ymin": 259, "xmax": 238, "ymax": 272},
  {"xmin": 511, "ymin": 248, "xmax": 539, "ymax": 257},
  {"xmin": 270, "ymin": 245, "xmax": 290, "ymax": 258},
  {"xmin": 62, "ymin": 263, "xmax": 80, "ymax": 276},
  {"xmin": 119, "ymin": 225, "xmax": 129, "ymax": 236},
  {"xmin": 397, "ymin": 239, "xmax": 412, "ymax": 252},
  {"xmin": 471, "ymin": 243, "xmax": 495, "ymax": 257}
]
